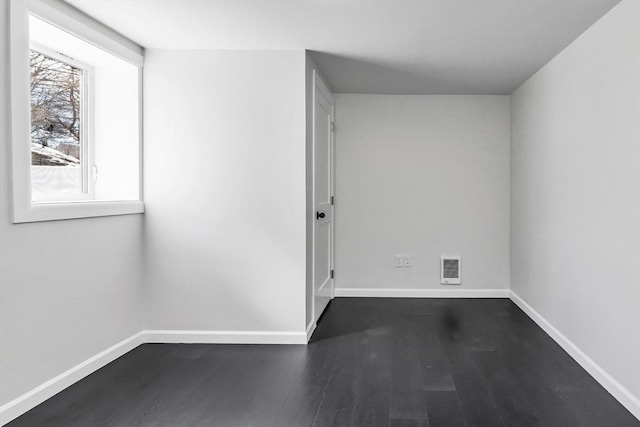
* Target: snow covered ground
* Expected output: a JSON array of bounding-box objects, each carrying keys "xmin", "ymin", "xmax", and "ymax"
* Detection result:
[{"xmin": 31, "ymin": 142, "xmax": 80, "ymax": 166}]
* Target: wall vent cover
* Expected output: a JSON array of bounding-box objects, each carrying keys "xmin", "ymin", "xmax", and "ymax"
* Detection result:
[{"xmin": 441, "ymin": 256, "xmax": 461, "ymax": 285}]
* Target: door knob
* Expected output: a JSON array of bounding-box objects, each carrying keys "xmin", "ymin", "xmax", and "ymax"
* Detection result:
[{"xmin": 316, "ymin": 211, "xmax": 325, "ymax": 219}]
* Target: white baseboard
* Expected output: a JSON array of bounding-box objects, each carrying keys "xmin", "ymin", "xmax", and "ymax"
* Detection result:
[
  {"xmin": 335, "ymin": 287, "xmax": 510, "ymax": 298},
  {"xmin": 5, "ymin": 298, "xmax": 638, "ymax": 425},
  {"xmin": 306, "ymin": 321, "xmax": 317, "ymax": 342},
  {"xmin": 0, "ymin": 331, "xmax": 145, "ymax": 426},
  {"xmin": 0, "ymin": 328, "xmax": 307, "ymax": 426},
  {"xmin": 143, "ymin": 329, "xmax": 308, "ymax": 345},
  {"xmin": 509, "ymin": 291, "xmax": 640, "ymax": 421}
]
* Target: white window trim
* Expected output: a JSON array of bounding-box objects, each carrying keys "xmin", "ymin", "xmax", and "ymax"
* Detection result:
[{"xmin": 9, "ymin": 0, "xmax": 144, "ymax": 223}]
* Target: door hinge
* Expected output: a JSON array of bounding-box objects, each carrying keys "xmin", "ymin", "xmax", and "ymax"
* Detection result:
[
  {"xmin": 330, "ymin": 270, "xmax": 334, "ymax": 279},
  {"xmin": 331, "ymin": 196, "xmax": 334, "ymax": 205},
  {"xmin": 331, "ymin": 122, "xmax": 335, "ymax": 132}
]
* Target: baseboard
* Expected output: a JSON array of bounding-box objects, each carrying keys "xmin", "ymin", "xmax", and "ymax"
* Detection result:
[
  {"xmin": 509, "ymin": 291, "xmax": 640, "ymax": 421},
  {"xmin": 0, "ymin": 331, "xmax": 145, "ymax": 426},
  {"xmin": 334, "ymin": 287, "xmax": 510, "ymax": 298},
  {"xmin": 143, "ymin": 329, "xmax": 308, "ymax": 345},
  {"xmin": 7, "ymin": 297, "xmax": 637, "ymax": 425},
  {"xmin": 0, "ymin": 328, "xmax": 308, "ymax": 425},
  {"xmin": 306, "ymin": 321, "xmax": 317, "ymax": 342}
]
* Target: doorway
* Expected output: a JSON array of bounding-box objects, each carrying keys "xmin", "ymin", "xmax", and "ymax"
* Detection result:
[{"xmin": 311, "ymin": 70, "xmax": 334, "ymax": 327}]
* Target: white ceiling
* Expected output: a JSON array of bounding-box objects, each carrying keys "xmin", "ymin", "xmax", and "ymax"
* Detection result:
[{"xmin": 65, "ymin": 0, "xmax": 620, "ymax": 94}]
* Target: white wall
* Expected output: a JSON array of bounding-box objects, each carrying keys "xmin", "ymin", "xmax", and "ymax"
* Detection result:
[
  {"xmin": 511, "ymin": 0, "xmax": 640, "ymax": 402},
  {"xmin": 0, "ymin": 0, "xmax": 144, "ymax": 408},
  {"xmin": 334, "ymin": 95, "xmax": 510, "ymax": 293},
  {"xmin": 143, "ymin": 50, "xmax": 307, "ymax": 334}
]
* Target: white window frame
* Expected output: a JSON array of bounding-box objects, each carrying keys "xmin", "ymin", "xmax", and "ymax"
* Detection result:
[{"xmin": 9, "ymin": 0, "xmax": 144, "ymax": 223}]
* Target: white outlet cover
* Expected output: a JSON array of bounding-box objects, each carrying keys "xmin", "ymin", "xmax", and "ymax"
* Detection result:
[{"xmin": 394, "ymin": 255, "xmax": 404, "ymax": 268}]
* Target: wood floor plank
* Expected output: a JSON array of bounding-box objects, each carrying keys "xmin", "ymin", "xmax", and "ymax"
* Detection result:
[
  {"xmin": 6, "ymin": 299, "xmax": 638, "ymax": 427},
  {"xmin": 351, "ymin": 325, "xmax": 394, "ymax": 427},
  {"xmin": 236, "ymin": 346, "xmax": 310, "ymax": 426},
  {"xmin": 450, "ymin": 364, "xmax": 505, "ymax": 427},
  {"xmin": 389, "ymin": 418, "xmax": 429, "ymax": 427},
  {"xmin": 120, "ymin": 345, "xmax": 258, "ymax": 426},
  {"xmin": 311, "ymin": 336, "xmax": 364, "ymax": 427},
  {"xmin": 562, "ymin": 387, "xmax": 640, "ymax": 427},
  {"xmin": 273, "ymin": 340, "xmax": 339, "ymax": 427},
  {"xmin": 424, "ymin": 391, "xmax": 465, "ymax": 427},
  {"xmin": 411, "ymin": 318, "xmax": 455, "ymax": 392},
  {"xmin": 389, "ymin": 323, "xmax": 428, "ymax": 421},
  {"xmin": 472, "ymin": 350, "xmax": 540, "ymax": 427}
]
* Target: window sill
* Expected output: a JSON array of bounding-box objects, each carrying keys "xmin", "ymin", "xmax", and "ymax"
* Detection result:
[{"xmin": 12, "ymin": 200, "xmax": 144, "ymax": 223}]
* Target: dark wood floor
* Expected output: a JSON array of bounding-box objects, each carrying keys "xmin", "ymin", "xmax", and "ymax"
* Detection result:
[{"xmin": 8, "ymin": 298, "xmax": 639, "ymax": 426}]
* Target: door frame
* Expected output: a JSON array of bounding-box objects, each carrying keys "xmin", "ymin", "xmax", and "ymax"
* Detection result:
[{"xmin": 311, "ymin": 69, "xmax": 335, "ymax": 328}]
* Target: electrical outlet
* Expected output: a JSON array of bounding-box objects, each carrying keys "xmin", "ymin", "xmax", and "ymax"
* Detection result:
[
  {"xmin": 395, "ymin": 255, "xmax": 412, "ymax": 268},
  {"xmin": 394, "ymin": 255, "xmax": 404, "ymax": 268}
]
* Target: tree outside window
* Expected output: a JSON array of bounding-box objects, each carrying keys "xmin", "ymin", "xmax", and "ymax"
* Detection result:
[{"xmin": 30, "ymin": 50, "xmax": 82, "ymax": 166}]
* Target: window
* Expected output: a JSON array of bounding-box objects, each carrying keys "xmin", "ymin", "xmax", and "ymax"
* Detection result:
[
  {"xmin": 9, "ymin": 0, "xmax": 144, "ymax": 222},
  {"xmin": 30, "ymin": 45, "xmax": 91, "ymax": 202}
]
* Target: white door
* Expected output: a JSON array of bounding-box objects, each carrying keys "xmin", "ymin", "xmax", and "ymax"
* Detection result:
[{"xmin": 312, "ymin": 70, "xmax": 334, "ymax": 326}]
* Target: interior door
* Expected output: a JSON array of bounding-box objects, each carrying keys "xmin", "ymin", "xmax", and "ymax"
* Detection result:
[{"xmin": 312, "ymin": 70, "xmax": 334, "ymax": 326}]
